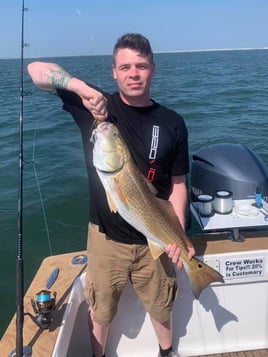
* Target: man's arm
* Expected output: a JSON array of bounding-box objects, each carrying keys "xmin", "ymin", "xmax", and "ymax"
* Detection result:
[
  {"xmin": 169, "ymin": 175, "xmax": 187, "ymax": 230},
  {"xmin": 27, "ymin": 61, "xmax": 107, "ymax": 121},
  {"xmin": 165, "ymin": 175, "xmax": 195, "ymax": 268}
]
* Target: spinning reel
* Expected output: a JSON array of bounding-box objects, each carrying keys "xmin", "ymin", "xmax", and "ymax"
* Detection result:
[{"xmin": 30, "ymin": 289, "xmax": 56, "ymax": 329}]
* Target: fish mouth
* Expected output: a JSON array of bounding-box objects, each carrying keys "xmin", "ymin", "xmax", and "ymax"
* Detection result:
[{"xmin": 96, "ymin": 166, "xmax": 122, "ymax": 175}]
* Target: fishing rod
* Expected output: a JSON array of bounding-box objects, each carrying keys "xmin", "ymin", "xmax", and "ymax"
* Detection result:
[
  {"xmin": 10, "ymin": 2, "xmax": 58, "ymax": 354},
  {"xmin": 9, "ymin": 1, "xmax": 32, "ymax": 356}
]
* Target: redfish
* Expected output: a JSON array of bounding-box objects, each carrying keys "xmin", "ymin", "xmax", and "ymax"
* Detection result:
[{"xmin": 91, "ymin": 122, "xmax": 224, "ymax": 298}]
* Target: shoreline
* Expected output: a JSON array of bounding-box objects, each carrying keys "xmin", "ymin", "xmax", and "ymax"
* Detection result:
[{"xmin": 1, "ymin": 47, "xmax": 267, "ymax": 60}]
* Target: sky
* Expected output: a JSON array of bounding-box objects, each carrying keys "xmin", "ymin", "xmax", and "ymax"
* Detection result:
[{"xmin": 1, "ymin": 0, "xmax": 268, "ymax": 58}]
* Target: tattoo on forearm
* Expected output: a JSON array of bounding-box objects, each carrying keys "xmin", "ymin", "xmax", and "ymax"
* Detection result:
[{"xmin": 47, "ymin": 68, "xmax": 73, "ymax": 89}]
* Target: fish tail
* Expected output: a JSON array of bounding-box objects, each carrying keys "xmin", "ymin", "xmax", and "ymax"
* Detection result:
[{"xmin": 183, "ymin": 256, "xmax": 224, "ymax": 299}]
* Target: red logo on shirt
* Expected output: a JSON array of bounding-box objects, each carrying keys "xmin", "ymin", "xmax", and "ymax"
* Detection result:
[{"xmin": 147, "ymin": 167, "xmax": 156, "ymax": 182}]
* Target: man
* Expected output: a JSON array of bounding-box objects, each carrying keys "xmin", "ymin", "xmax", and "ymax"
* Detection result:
[{"xmin": 28, "ymin": 33, "xmax": 195, "ymax": 357}]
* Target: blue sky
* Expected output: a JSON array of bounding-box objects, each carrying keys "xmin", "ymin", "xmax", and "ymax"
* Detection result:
[{"xmin": 1, "ymin": 0, "xmax": 268, "ymax": 58}]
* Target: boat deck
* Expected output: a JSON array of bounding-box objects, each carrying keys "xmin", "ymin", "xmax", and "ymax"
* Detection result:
[
  {"xmin": 0, "ymin": 231, "xmax": 268, "ymax": 356},
  {"xmin": 0, "ymin": 250, "xmax": 88, "ymax": 356},
  {"xmin": 197, "ymin": 352, "xmax": 268, "ymax": 356}
]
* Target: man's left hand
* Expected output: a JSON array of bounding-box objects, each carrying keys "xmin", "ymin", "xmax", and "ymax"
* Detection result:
[{"xmin": 165, "ymin": 242, "xmax": 195, "ymax": 269}]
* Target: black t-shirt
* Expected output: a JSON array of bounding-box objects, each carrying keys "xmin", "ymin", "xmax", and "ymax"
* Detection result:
[{"xmin": 57, "ymin": 89, "xmax": 189, "ymax": 244}]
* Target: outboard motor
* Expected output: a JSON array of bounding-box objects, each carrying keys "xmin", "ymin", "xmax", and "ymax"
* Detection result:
[{"xmin": 191, "ymin": 143, "xmax": 268, "ymax": 202}]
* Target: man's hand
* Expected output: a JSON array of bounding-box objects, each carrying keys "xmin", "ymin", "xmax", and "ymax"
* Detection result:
[
  {"xmin": 165, "ymin": 241, "xmax": 195, "ymax": 269},
  {"xmin": 68, "ymin": 78, "xmax": 108, "ymax": 122},
  {"xmin": 81, "ymin": 89, "xmax": 108, "ymax": 122}
]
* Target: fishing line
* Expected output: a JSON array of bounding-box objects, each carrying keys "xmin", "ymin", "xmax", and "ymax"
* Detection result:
[
  {"xmin": 25, "ymin": 129, "xmax": 53, "ymax": 257},
  {"xmin": 19, "ymin": 76, "xmax": 53, "ymax": 256},
  {"xmin": 21, "ymin": 5, "xmax": 110, "ymax": 258}
]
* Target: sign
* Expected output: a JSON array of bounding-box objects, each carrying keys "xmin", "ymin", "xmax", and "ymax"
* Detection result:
[{"xmin": 223, "ymin": 257, "xmax": 264, "ymax": 280}]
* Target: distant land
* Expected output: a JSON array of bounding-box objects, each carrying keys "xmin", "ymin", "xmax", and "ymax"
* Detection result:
[
  {"xmin": 1, "ymin": 47, "xmax": 268, "ymax": 60},
  {"xmin": 156, "ymin": 47, "xmax": 268, "ymax": 54}
]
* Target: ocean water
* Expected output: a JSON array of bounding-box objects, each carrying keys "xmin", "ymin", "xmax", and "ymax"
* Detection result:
[{"xmin": 1, "ymin": 49, "xmax": 268, "ymax": 337}]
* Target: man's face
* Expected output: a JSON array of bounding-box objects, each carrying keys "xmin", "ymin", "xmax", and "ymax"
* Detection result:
[{"xmin": 112, "ymin": 48, "xmax": 155, "ymax": 105}]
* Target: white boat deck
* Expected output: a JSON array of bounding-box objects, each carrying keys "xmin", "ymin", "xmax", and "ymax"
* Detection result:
[{"xmin": 1, "ymin": 231, "xmax": 268, "ymax": 356}]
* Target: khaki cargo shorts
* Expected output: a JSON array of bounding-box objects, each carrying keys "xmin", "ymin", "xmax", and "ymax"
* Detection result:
[{"xmin": 84, "ymin": 223, "xmax": 178, "ymax": 325}]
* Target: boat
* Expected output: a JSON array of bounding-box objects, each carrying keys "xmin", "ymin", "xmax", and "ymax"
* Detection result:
[
  {"xmin": 1, "ymin": 231, "xmax": 268, "ymax": 356},
  {"xmin": 1, "ymin": 141, "xmax": 268, "ymax": 356},
  {"xmin": 1, "ymin": 2, "xmax": 268, "ymax": 357}
]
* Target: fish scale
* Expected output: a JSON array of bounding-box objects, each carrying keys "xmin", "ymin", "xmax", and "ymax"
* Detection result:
[{"xmin": 92, "ymin": 122, "xmax": 224, "ymax": 298}]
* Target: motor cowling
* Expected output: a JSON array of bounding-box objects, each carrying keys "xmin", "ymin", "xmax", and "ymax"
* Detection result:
[{"xmin": 190, "ymin": 143, "xmax": 268, "ymax": 201}]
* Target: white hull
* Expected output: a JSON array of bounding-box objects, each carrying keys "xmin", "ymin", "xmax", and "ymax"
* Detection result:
[
  {"xmin": 1, "ymin": 235, "xmax": 268, "ymax": 356},
  {"xmin": 54, "ymin": 247, "xmax": 268, "ymax": 356}
]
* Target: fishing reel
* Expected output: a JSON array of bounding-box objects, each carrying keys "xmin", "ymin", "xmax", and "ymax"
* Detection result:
[{"xmin": 30, "ymin": 289, "xmax": 56, "ymax": 329}]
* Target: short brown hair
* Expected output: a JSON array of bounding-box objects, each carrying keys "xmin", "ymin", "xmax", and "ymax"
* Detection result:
[{"xmin": 113, "ymin": 33, "xmax": 154, "ymax": 63}]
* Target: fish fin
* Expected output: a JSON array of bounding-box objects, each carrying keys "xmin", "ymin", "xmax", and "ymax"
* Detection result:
[
  {"xmin": 106, "ymin": 192, "xmax": 118, "ymax": 213},
  {"xmin": 109, "ymin": 177, "xmax": 129, "ymax": 210},
  {"xmin": 105, "ymin": 177, "xmax": 129, "ymax": 212},
  {"xmin": 183, "ymin": 256, "xmax": 224, "ymax": 299},
  {"xmin": 144, "ymin": 180, "xmax": 158, "ymax": 195},
  {"xmin": 157, "ymin": 197, "xmax": 178, "ymax": 218},
  {"xmin": 113, "ymin": 177, "xmax": 128, "ymax": 205},
  {"xmin": 147, "ymin": 239, "xmax": 165, "ymax": 260},
  {"xmin": 155, "ymin": 197, "xmax": 186, "ymax": 232}
]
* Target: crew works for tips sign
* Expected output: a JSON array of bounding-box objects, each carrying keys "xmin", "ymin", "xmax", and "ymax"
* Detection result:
[{"xmin": 223, "ymin": 256, "xmax": 265, "ymax": 280}]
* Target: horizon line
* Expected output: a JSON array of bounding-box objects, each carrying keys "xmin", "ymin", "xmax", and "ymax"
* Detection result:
[{"xmin": 1, "ymin": 46, "xmax": 267, "ymax": 60}]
